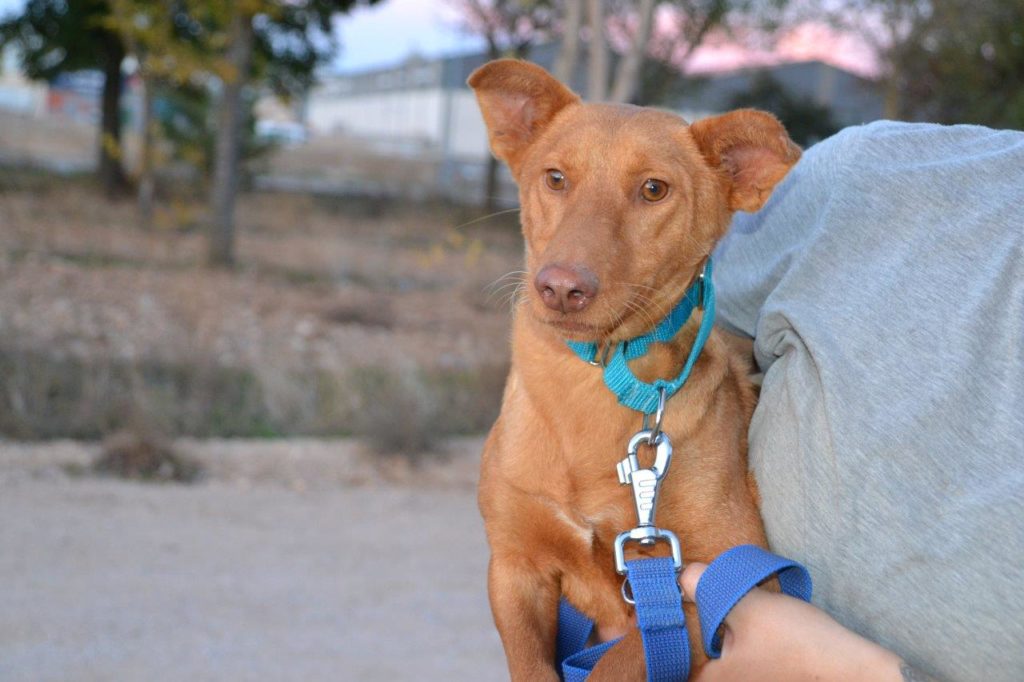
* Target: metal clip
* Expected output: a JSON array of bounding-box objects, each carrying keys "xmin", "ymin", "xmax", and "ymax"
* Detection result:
[
  {"xmin": 613, "ymin": 430, "xmax": 682, "ymax": 576},
  {"xmin": 587, "ymin": 340, "xmax": 615, "ymax": 367},
  {"xmin": 641, "ymin": 387, "xmax": 668, "ymax": 445},
  {"xmin": 695, "ymin": 261, "xmax": 709, "ymax": 311},
  {"xmin": 613, "ymin": 526, "xmax": 683, "ymax": 576},
  {"xmin": 616, "ymin": 430, "xmax": 673, "ymax": 530}
]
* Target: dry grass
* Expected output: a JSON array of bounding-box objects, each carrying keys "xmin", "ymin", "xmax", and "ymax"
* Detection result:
[
  {"xmin": 0, "ymin": 170, "xmax": 522, "ymax": 449},
  {"xmin": 90, "ymin": 430, "xmax": 203, "ymax": 483},
  {"xmin": 0, "ymin": 111, "xmax": 94, "ymax": 170}
]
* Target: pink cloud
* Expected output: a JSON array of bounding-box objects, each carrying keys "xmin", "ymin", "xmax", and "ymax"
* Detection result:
[{"xmin": 664, "ymin": 20, "xmax": 881, "ymax": 79}]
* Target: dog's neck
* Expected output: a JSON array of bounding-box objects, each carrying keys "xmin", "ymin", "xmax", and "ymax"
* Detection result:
[{"xmin": 517, "ymin": 310, "xmax": 709, "ymax": 387}]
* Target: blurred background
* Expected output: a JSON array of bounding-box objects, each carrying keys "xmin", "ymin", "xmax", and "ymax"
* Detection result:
[{"xmin": 0, "ymin": 0, "xmax": 1020, "ymax": 680}]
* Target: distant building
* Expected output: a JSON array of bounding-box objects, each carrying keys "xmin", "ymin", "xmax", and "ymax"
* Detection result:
[
  {"xmin": 46, "ymin": 71, "xmax": 105, "ymax": 124},
  {"xmin": 302, "ymin": 43, "xmax": 882, "ymax": 203},
  {"xmin": 306, "ymin": 44, "xmax": 574, "ymax": 161},
  {"xmin": 672, "ymin": 60, "xmax": 883, "ymax": 129},
  {"xmin": 0, "ymin": 47, "xmax": 46, "ymax": 116}
]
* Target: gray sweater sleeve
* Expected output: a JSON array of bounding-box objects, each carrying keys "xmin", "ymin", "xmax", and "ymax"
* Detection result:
[{"xmin": 713, "ymin": 121, "xmax": 1024, "ymax": 682}]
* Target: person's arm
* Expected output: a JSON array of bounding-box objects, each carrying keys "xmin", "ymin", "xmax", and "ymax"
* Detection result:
[{"xmin": 681, "ymin": 562, "xmax": 940, "ymax": 682}]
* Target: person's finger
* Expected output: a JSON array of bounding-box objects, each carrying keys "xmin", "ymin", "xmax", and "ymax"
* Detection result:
[{"xmin": 680, "ymin": 561, "xmax": 708, "ymax": 602}]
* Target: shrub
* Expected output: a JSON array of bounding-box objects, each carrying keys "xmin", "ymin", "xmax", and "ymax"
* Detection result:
[{"xmin": 92, "ymin": 430, "xmax": 203, "ymax": 483}]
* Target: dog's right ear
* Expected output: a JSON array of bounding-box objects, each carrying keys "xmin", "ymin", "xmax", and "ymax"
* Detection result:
[{"xmin": 468, "ymin": 59, "xmax": 580, "ymax": 174}]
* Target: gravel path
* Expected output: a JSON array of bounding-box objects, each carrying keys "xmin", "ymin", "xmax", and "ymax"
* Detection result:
[{"xmin": 0, "ymin": 441, "xmax": 506, "ymax": 681}]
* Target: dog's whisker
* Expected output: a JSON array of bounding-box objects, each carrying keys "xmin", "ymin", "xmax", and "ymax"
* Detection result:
[
  {"xmin": 485, "ymin": 270, "xmax": 529, "ymax": 292},
  {"xmin": 452, "ymin": 207, "xmax": 521, "ymax": 231},
  {"xmin": 485, "ymin": 271, "xmax": 529, "ymax": 305},
  {"xmin": 487, "ymin": 280, "xmax": 527, "ymax": 303},
  {"xmin": 502, "ymin": 283, "xmax": 529, "ymax": 312},
  {"xmin": 623, "ymin": 298, "xmax": 657, "ymax": 332}
]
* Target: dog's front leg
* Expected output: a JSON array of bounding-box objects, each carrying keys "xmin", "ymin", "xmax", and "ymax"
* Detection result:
[
  {"xmin": 489, "ymin": 552, "xmax": 562, "ymax": 681},
  {"xmin": 587, "ymin": 628, "xmax": 647, "ymax": 681}
]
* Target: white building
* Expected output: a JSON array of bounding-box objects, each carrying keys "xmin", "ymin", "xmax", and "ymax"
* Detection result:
[
  {"xmin": 0, "ymin": 47, "xmax": 47, "ymax": 116},
  {"xmin": 299, "ymin": 42, "xmax": 881, "ymax": 204}
]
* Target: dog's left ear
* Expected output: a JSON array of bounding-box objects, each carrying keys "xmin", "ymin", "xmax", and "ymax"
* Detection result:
[
  {"xmin": 467, "ymin": 59, "xmax": 580, "ymax": 174},
  {"xmin": 689, "ymin": 109, "xmax": 802, "ymax": 213}
]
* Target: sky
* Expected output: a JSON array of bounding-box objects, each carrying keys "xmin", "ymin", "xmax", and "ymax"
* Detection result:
[
  {"xmin": 0, "ymin": 0, "xmax": 483, "ymax": 74},
  {"xmin": 331, "ymin": 0, "xmax": 484, "ymax": 73},
  {"xmin": 0, "ymin": 0, "xmax": 878, "ymax": 78}
]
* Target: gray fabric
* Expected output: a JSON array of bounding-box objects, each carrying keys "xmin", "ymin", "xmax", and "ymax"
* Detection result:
[{"xmin": 713, "ymin": 121, "xmax": 1024, "ymax": 681}]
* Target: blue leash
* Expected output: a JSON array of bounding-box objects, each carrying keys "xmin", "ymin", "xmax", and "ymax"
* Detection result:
[{"xmin": 557, "ymin": 546, "xmax": 813, "ymax": 680}]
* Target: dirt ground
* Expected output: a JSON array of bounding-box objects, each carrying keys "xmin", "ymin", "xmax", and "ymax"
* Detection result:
[{"xmin": 0, "ymin": 439, "xmax": 507, "ymax": 681}]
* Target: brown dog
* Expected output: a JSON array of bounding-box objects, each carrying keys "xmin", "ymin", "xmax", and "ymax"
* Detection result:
[{"xmin": 468, "ymin": 59, "xmax": 801, "ymax": 681}]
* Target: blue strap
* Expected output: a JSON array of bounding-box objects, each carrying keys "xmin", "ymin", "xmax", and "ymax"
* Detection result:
[
  {"xmin": 629, "ymin": 557, "xmax": 690, "ymax": 681},
  {"xmin": 558, "ymin": 595, "xmax": 618, "ymax": 681},
  {"xmin": 695, "ymin": 545, "xmax": 813, "ymax": 659},
  {"xmin": 561, "ymin": 635, "xmax": 618, "ymax": 682},
  {"xmin": 558, "ymin": 557, "xmax": 688, "ymax": 681},
  {"xmin": 566, "ymin": 260, "xmax": 716, "ymax": 415},
  {"xmin": 556, "ymin": 546, "xmax": 813, "ymax": 679}
]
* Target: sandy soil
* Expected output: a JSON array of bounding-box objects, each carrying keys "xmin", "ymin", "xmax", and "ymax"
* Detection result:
[{"xmin": 0, "ymin": 439, "xmax": 507, "ymax": 681}]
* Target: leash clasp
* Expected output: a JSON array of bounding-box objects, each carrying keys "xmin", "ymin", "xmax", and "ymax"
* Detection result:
[{"xmin": 614, "ymin": 430, "xmax": 681, "ymax": 575}]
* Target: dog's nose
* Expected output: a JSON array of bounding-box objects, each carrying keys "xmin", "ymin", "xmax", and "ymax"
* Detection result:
[{"xmin": 534, "ymin": 264, "xmax": 599, "ymax": 313}]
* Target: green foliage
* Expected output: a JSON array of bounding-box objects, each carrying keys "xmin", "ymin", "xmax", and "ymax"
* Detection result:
[
  {"xmin": 1, "ymin": 0, "xmax": 130, "ymax": 195},
  {"xmin": 0, "ymin": 0, "xmax": 121, "ymax": 78},
  {"xmin": 155, "ymin": 80, "xmax": 216, "ymax": 172},
  {"xmin": 727, "ymin": 72, "xmax": 839, "ymax": 145},
  {"xmin": 249, "ymin": 0, "xmax": 382, "ymax": 98},
  {"xmin": 805, "ymin": 0, "xmax": 1024, "ymax": 129},
  {"xmin": 896, "ymin": 0, "xmax": 1024, "ymax": 130}
]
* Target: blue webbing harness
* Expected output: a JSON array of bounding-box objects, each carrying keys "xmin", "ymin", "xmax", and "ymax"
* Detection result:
[{"xmin": 555, "ymin": 258, "xmax": 813, "ymax": 680}]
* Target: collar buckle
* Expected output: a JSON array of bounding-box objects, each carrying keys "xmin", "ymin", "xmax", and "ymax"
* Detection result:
[
  {"xmin": 587, "ymin": 340, "xmax": 615, "ymax": 367},
  {"xmin": 695, "ymin": 261, "xmax": 710, "ymax": 311}
]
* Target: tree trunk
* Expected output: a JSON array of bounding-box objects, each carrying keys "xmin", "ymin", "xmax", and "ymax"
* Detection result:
[
  {"xmin": 484, "ymin": 154, "xmax": 501, "ymax": 211},
  {"xmin": 99, "ymin": 39, "xmax": 130, "ymax": 199},
  {"xmin": 482, "ymin": 40, "xmax": 504, "ymax": 212},
  {"xmin": 137, "ymin": 76, "xmax": 156, "ymax": 230},
  {"xmin": 609, "ymin": 0, "xmax": 656, "ymax": 103},
  {"xmin": 208, "ymin": 10, "xmax": 255, "ymax": 267},
  {"xmin": 586, "ymin": 0, "xmax": 608, "ymax": 101},
  {"xmin": 555, "ymin": 0, "xmax": 583, "ymax": 84},
  {"xmin": 883, "ymin": 73, "xmax": 902, "ymax": 119}
]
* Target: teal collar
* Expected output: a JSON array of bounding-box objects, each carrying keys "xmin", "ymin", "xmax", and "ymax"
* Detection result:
[{"xmin": 566, "ymin": 259, "xmax": 715, "ymax": 414}]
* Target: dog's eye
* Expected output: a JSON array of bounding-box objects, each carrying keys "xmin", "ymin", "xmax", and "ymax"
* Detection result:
[
  {"xmin": 641, "ymin": 179, "xmax": 669, "ymax": 202},
  {"xmin": 545, "ymin": 169, "xmax": 566, "ymax": 191}
]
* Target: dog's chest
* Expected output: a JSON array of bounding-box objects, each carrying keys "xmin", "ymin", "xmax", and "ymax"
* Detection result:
[{"xmin": 542, "ymin": 475, "xmax": 636, "ymax": 559}]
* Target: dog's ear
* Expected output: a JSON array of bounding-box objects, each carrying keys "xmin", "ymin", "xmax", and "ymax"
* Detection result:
[
  {"xmin": 468, "ymin": 59, "xmax": 580, "ymax": 173},
  {"xmin": 689, "ymin": 109, "xmax": 802, "ymax": 212}
]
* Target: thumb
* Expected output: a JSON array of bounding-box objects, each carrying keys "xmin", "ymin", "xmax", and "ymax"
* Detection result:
[{"xmin": 680, "ymin": 561, "xmax": 708, "ymax": 603}]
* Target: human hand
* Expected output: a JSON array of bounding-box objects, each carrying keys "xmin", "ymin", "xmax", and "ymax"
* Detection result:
[{"xmin": 681, "ymin": 562, "xmax": 930, "ymax": 682}]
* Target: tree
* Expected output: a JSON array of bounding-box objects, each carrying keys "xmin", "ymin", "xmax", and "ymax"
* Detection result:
[
  {"xmin": 105, "ymin": 0, "xmax": 214, "ymax": 228},
  {"xmin": 888, "ymin": 0, "xmax": 1024, "ymax": 129},
  {"xmin": 1, "ymin": 0, "xmax": 131, "ymax": 197},
  {"xmin": 205, "ymin": 0, "xmax": 380, "ymax": 267},
  {"xmin": 799, "ymin": 0, "xmax": 1024, "ymax": 128},
  {"xmin": 799, "ymin": 0, "xmax": 929, "ymax": 119},
  {"xmin": 585, "ymin": 0, "xmax": 609, "ymax": 99},
  {"xmin": 451, "ymin": 0, "xmax": 556, "ymax": 212},
  {"xmin": 607, "ymin": 0, "xmax": 656, "ymax": 102},
  {"xmin": 727, "ymin": 72, "xmax": 839, "ymax": 145},
  {"xmin": 562, "ymin": 0, "xmax": 736, "ymax": 104},
  {"xmin": 553, "ymin": 0, "xmax": 583, "ymax": 81}
]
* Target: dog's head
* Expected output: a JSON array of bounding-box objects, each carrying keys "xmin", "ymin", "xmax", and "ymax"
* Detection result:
[{"xmin": 468, "ymin": 59, "xmax": 801, "ymax": 342}]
